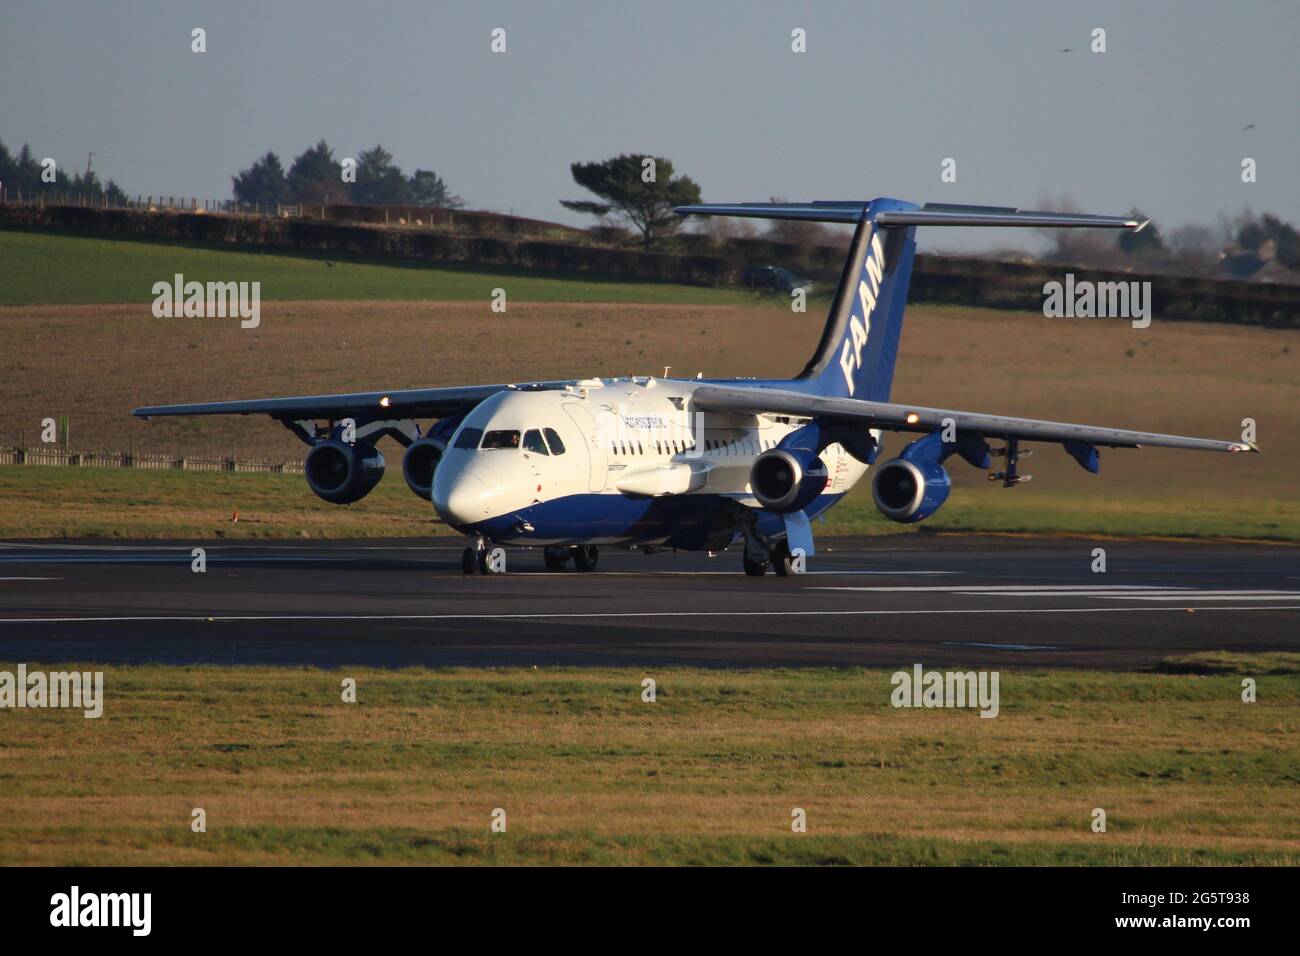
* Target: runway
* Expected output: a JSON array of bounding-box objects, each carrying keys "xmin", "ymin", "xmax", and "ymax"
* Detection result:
[{"xmin": 1, "ymin": 535, "xmax": 1297, "ymax": 669}]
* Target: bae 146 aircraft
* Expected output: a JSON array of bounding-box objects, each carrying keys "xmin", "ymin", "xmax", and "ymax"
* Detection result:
[{"xmin": 134, "ymin": 198, "xmax": 1257, "ymax": 576}]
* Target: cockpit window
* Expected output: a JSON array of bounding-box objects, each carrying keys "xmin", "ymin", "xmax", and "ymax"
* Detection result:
[
  {"xmin": 523, "ymin": 429, "xmax": 548, "ymax": 455},
  {"xmin": 543, "ymin": 428, "xmax": 565, "ymax": 455},
  {"xmin": 454, "ymin": 426, "xmax": 483, "ymax": 450},
  {"xmin": 481, "ymin": 429, "xmax": 521, "ymax": 450}
]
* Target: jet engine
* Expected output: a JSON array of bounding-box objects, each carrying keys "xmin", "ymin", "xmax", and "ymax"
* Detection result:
[
  {"xmin": 304, "ymin": 439, "xmax": 385, "ymax": 504},
  {"xmin": 401, "ymin": 437, "xmax": 446, "ymax": 501},
  {"xmin": 750, "ymin": 448, "xmax": 828, "ymax": 513},
  {"xmin": 871, "ymin": 457, "xmax": 950, "ymax": 523}
]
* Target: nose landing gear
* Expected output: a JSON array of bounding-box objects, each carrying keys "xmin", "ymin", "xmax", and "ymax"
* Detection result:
[{"xmin": 462, "ymin": 538, "xmax": 507, "ymax": 575}]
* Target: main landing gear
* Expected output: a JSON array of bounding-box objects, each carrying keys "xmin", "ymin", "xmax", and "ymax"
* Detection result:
[
  {"xmin": 744, "ymin": 539, "xmax": 796, "ymax": 577},
  {"xmin": 462, "ymin": 541, "xmax": 602, "ymax": 575},
  {"xmin": 543, "ymin": 545, "xmax": 600, "ymax": 572}
]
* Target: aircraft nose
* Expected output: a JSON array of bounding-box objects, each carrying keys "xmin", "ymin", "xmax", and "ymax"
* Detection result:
[{"xmin": 432, "ymin": 462, "xmax": 503, "ymax": 526}]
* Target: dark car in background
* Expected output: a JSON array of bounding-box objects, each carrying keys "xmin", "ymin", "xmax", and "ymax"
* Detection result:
[{"xmin": 739, "ymin": 265, "xmax": 814, "ymax": 295}]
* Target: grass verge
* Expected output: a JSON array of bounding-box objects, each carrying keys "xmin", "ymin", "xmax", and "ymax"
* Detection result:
[
  {"xmin": 2, "ymin": 464, "xmax": 1298, "ymax": 541},
  {"xmin": 1, "ymin": 660, "xmax": 1295, "ymax": 865}
]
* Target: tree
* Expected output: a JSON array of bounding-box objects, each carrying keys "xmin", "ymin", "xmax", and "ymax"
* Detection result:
[
  {"xmin": 561, "ymin": 153, "xmax": 702, "ymax": 248},
  {"xmin": 232, "ymin": 151, "xmax": 290, "ymax": 206},
  {"xmin": 287, "ymin": 140, "xmax": 346, "ymax": 204},
  {"xmin": 1237, "ymin": 212, "xmax": 1300, "ymax": 270},
  {"xmin": 1166, "ymin": 224, "xmax": 1218, "ymax": 275},
  {"xmin": 764, "ymin": 195, "xmax": 840, "ymax": 248},
  {"xmin": 0, "ymin": 142, "xmax": 47, "ymax": 195},
  {"xmin": 352, "ymin": 144, "xmax": 410, "ymax": 205},
  {"xmin": 0, "ymin": 140, "xmax": 13, "ymax": 192},
  {"xmin": 1117, "ymin": 208, "xmax": 1163, "ymax": 257},
  {"xmin": 408, "ymin": 168, "xmax": 462, "ymax": 208}
]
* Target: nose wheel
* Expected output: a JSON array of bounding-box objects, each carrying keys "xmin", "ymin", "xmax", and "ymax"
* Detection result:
[{"xmin": 462, "ymin": 540, "xmax": 507, "ymax": 575}]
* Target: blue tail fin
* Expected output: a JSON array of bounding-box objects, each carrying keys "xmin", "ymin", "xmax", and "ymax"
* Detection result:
[
  {"xmin": 796, "ymin": 198, "xmax": 918, "ymax": 401},
  {"xmin": 675, "ymin": 197, "xmax": 1144, "ymax": 401}
]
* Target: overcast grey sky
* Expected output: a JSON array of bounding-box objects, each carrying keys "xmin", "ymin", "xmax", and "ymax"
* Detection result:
[{"xmin": 3, "ymin": 0, "xmax": 1296, "ymax": 252}]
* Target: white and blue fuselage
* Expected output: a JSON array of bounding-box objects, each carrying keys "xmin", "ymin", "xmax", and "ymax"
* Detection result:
[{"xmin": 432, "ymin": 377, "xmax": 870, "ymax": 551}]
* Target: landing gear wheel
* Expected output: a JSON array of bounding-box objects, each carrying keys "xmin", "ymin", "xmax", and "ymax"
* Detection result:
[
  {"xmin": 743, "ymin": 552, "xmax": 769, "ymax": 576},
  {"xmin": 570, "ymin": 545, "xmax": 599, "ymax": 572},
  {"xmin": 544, "ymin": 546, "xmax": 570, "ymax": 571},
  {"xmin": 771, "ymin": 541, "xmax": 794, "ymax": 577},
  {"xmin": 462, "ymin": 546, "xmax": 482, "ymax": 575},
  {"xmin": 480, "ymin": 548, "xmax": 506, "ymax": 575}
]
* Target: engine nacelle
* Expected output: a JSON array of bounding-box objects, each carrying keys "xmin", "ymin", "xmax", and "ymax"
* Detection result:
[
  {"xmin": 304, "ymin": 440, "xmax": 385, "ymax": 505},
  {"xmin": 750, "ymin": 448, "xmax": 828, "ymax": 514},
  {"xmin": 402, "ymin": 437, "xmax": 445, "ymax": 501},
  {"xmin": 871, "ymin": 457, "xmax": 951, "ymax": 523}
]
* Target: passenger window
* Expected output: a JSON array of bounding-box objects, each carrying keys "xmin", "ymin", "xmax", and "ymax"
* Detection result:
[
  {"xmin": 523, "ymin": 429, "xmax": 548, "ymax": 455},
  {"xmin": 454, "ymin": 427, "xmax": 483, "ymax": 450},
  {"xmin": 543, "ymin": 428, "xmax": 565, "ymax": 455},
  {"xmin": 481, "ymin": 430, "xmax": 521, "ymax": 450}
]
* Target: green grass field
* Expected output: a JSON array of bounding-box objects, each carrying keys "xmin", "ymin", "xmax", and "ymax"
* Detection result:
[
  {"xmin": 3, "ymin": 464, "xmax": 1298, "ymax": 541},
  {"xmin": 0, "ymin": 228, "xmax": 764, "ymax": 306},
  {"xmin": 2, "ymin": 658, "xmax": 1295, "ymax": 865}
]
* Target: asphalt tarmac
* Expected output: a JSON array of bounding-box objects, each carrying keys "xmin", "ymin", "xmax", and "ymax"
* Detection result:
[{"xmin": 1, "ymin": 535, "xmax": 1297, "ymax": 669}]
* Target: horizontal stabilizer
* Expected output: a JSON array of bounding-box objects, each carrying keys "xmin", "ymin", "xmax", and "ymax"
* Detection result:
[{"xmin": 676, "ymin": 201, "xmax": 1147, "ymax": 231}]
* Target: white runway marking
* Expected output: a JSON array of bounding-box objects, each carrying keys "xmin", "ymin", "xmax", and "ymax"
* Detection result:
[
  {"xmin": 811, "ymin": 584, "xmax": 1192, "ymax": 592},
  {"xmin": 811, "ymin": 584, "xmax": 1300, "ymax": 602},
  {"xmin": 594, "ymin": 570, "xmax": 959, "ymax": 576},
  {"xmin": 944, "ymin": 642, "xmax": 1060, "ymax": 651},
  {"xmin": 2, "ymin": 605, "xmax": 1299, "ymax": 624},
  {"xmin": 1002, "ymin": 591, "xmax": 1300, "ymax": 600}
]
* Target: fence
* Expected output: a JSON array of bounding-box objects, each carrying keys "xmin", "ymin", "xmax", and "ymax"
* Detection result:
[
  {"xmin": 0, "ymin": 187, "xmax": 587, "ymax": 241},
  {"xmin": 0, "ymin": 446, "xmax": 303, "ymax": 474}
]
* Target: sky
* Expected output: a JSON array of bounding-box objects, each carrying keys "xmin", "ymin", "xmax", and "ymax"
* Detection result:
[{"xmin": 2, "ymin": 0, "xmax": 1297, "ymax": 253}]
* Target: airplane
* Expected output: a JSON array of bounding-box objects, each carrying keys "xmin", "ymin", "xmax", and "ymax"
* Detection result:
[{"xmin": 133, "ymin": 198, "xmax": 1258, "ymax": 576}]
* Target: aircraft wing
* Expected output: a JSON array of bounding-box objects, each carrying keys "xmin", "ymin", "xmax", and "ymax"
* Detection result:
[
  {"xmin": 133, "ymin": 381, "xmax": 574, "ymax": 421},
  {"xmin": 690, "ymin": 383, "xmax": 1257, "ymax": 454}
]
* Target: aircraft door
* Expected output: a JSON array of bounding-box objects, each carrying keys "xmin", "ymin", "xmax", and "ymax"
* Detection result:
[{"xmin": 562, "ymin": 402, "xmax": 607, "ymax": 492}]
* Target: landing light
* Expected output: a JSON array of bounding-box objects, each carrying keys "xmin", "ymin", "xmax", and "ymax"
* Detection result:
[
  {"xmin": 905, "ymin": 412, "xmax": 920, "ymax": 425},
  {"xmin": 379, "ymin": 395, "xmax": 391, "ymax": 408}
]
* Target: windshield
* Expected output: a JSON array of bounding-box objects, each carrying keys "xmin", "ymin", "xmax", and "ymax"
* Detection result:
[
  {"xmin": 453, "ymin": 426, "xmax": 483, "ymax": 450},
  {"xmin": 481, "ymin": 429, "xmax": 522, "ymax": 450},
  {"xmin": 523, "ymin": 429, "xmax": 548, "ymax": 455}
]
